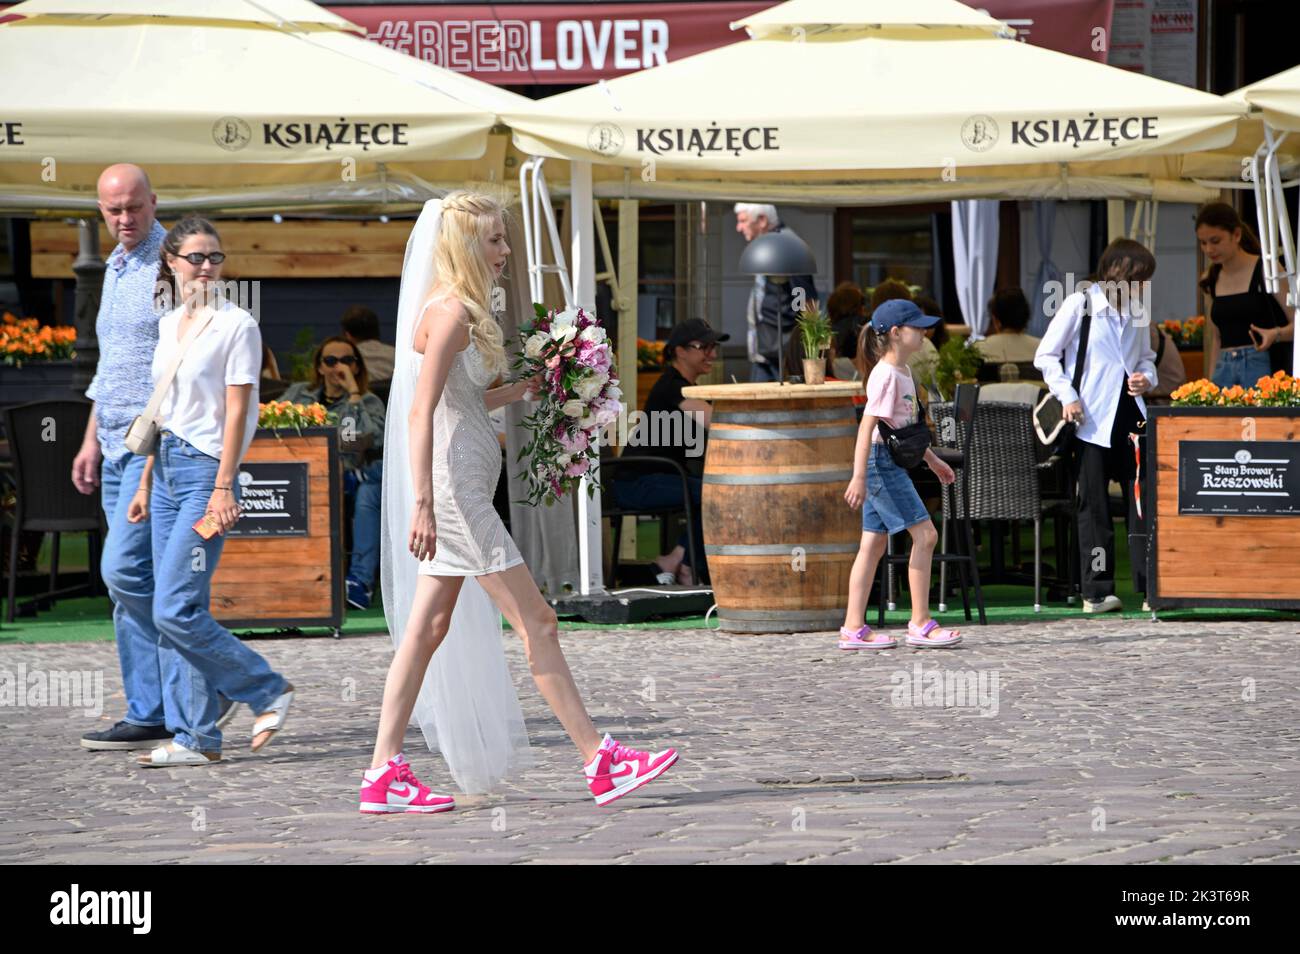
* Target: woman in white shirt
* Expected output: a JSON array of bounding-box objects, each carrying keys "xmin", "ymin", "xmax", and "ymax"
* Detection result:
[
  {"xmin": 1035, "ymin": 239, "xmax": 1158, "ymax": 614},
  {"xmin": 127, "ymin": 215, "xmax": 294, "ymax": 766}
]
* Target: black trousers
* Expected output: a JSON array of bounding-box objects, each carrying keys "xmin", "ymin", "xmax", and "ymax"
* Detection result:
[{"xmin": 1072, "ymin": 388, "xmax": 1146, "ymax": 601}]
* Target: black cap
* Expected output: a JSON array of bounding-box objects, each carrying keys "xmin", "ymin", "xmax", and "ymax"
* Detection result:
[{"xmin": 665, "ymin": 318, "xmax": 731, "ymax": 361}]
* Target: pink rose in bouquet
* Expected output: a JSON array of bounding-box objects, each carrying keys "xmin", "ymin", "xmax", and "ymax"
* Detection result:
[{"xmin": 513, "ymin": 305, "xmax": 624, "ymax": 506}]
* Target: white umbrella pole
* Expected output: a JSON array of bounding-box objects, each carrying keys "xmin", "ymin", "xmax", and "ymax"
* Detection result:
[{"xmin": 570, "ymin": 160, "xmax": 606, "ymax": 596}]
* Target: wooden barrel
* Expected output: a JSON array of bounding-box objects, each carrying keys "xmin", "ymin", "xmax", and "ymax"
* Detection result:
[{"xmin": 688, "ymin": 384, "xmax": 861, "ymax": 633}]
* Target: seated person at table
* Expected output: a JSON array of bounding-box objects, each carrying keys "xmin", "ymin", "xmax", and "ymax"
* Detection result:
[
  {"xmin": 975, "ymin": 287, "xmax": 1041, "ymax": 363},
  {"xmin": 828, "ymin": 281, "xmax": 866, "ymax": 380},
  {"xmin": 611, "ymin": 318, "xmax": 727, "ymax": 586},
  {"xmin": 282, "ymin": 336, "xmax": 386, "ymax": 610},
  {"xmin": 341, "ymin": 305, "xmax": 395, "ymax": 383}
]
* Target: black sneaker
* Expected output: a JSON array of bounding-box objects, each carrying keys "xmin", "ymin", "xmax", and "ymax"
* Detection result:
[{"xmin": 81, "ymin": 720, "xmax": 173, "ymax": 751}]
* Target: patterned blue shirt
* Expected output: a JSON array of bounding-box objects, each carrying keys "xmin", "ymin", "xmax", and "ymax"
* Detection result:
[{"xmin": 85, "ymin": 220, "xmax": 165, "ymax": 462}]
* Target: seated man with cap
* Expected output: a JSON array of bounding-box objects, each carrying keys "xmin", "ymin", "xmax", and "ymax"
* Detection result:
[{"xmin": 611, "ymin": 318, "xmax": 728, "ymax": 586}]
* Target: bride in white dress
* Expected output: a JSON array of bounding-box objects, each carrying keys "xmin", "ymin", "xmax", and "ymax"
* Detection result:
[{"xmin": 359, "ymin": 192, "xmax": 678, "ymax": 814}]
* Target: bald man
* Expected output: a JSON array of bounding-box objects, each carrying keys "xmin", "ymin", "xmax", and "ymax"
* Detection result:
[{"xmin": 74, "ymin": 165, "xmax": 209, "ymax": 751}]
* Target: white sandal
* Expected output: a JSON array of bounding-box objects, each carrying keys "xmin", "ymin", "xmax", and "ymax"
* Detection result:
[
  {"xmin": 251, "ymin": 686, "xmax": 294, "ymax": 752},
  {"xmin": 138, "ymin": 742, "xmax": 220, "ymax": 767}
]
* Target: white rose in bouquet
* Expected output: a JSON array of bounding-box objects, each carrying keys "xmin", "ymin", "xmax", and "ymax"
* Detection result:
[
  {"xmin": 550, "ymin": 324, "xmax": 579, "ymax": 345},
  {"xmin": 574, "ymin": 373, "xmax": 607, "ymax": 402},
  {"xmin": 579, "ymin": 325, "xmax": 607, "ymax": 345},
  {"xmin": 524, "ymin": 333, "xmax": 548, "ymax": 359},
  {"xmin": 561, "ymin": 399, "xmax": 585, "ymax": 418}
]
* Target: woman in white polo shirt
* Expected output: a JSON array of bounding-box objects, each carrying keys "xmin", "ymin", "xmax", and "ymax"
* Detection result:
[
  {"xmin": 127, "ymin": 215, "xmax": 294, "ymax": 766},
  {"xmin": 1035, "ymin": 239, "xmax": 1158, "ymax": 615}
]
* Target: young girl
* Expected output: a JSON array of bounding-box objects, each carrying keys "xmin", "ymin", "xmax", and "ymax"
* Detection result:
[
  {"xmin": 362, "ymin": 192, "xmax": 677, "ymax": 814},
  {"xmin": 840, "ymin": 298, "xmax": 960, "ymax": 650}
]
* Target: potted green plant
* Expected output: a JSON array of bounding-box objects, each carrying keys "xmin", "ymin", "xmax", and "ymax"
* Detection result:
[
  {"xmin": 796, "ymin": 304, "xmax": 832, "ymax": 385},
  {"xmin": 934, "ymin": 337, "xmax": 984, "ymax": 401}
]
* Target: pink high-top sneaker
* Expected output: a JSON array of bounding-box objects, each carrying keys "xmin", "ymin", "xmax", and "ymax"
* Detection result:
[
  {"xmin": 584, "ymin": 734, "xmax": 678, "ymax": 806},
  {"xmin": 359, "ymin": 754, "xmax": 456, "ymax": 815}
]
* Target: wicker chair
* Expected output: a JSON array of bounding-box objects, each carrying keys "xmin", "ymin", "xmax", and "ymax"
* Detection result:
[{"xmin": 930, "ymin": 398, "xmax": 1069, "ymax": 612}]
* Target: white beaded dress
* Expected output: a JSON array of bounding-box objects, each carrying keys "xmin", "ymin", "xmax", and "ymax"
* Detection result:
[{"xmin": 415, "ymin": 339, "xmax": 525, "ymax": 577}]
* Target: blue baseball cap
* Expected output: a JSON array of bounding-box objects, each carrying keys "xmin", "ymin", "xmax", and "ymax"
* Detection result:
[{"xmin": 870, "ymin": 298, "xmax": 942, "ymax": 333}]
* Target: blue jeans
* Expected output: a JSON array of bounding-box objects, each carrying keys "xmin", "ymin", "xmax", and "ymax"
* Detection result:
[
  {"xmin": 343, "ymin": 458, "xmax": 382, "ymax": 588},
  {"xmin": 100, "ymin": 452, "xmax": 168, "ymax": 727},
  {"xmin": 1212, "ymin": 345, "xmax": 1272, "ymax": 390},
  {"xmin": 612, "ymin": 473, "xmax": 706, "ymax": 572},
  {"xmin": 150, "ymin": 433, "xmax": 289, "ymax": 752},
  {"xmin": 750, "ymin": 361, "xmax": 779, "ymax": 383}
]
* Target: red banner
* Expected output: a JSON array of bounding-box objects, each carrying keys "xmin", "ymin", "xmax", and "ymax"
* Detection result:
[
  {"xmin": 329, "ymin": 2, "xmax": 770, "ymax": 84},
  {"xmin": 0, "ymin": 2, "xmax": 1119, "ymax": 81},
  {"xmin": 981, "ymin": 0, "xmax": 1114, "ymax": 62}
]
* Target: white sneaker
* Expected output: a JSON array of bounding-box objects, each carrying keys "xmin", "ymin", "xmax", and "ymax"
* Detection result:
[
  {"xmin": 138, "ymin": 741, "xmax": 221, "ymax": 767},
  {"xmin": 1083, "ymin": 595, "xmax": 1123, "ymax": 614}
]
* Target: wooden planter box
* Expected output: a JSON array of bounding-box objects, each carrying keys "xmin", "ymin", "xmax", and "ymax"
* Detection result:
[
  {"xmin": 1147, "ymin": 406, "xmax": 1300, "ymax": 609},
  {"xmin": 210, "ymin": 426, "xmax": 345, "ymax": 634},
  {"xmin": 0, "ymin": 360, "xmax": 86, "ymax": 413}
]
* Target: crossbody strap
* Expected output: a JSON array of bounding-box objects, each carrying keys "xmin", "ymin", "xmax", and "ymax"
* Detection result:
[
  {"xmin": 139, "ymin": 306, "xmax": 221, "ymax": 425},
  {"xmin": 1070, "ymin": 292, "xmax": 1092, "ymax": 398}
]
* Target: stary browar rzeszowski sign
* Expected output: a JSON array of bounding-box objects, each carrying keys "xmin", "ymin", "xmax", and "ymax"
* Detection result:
[
  {"xmin": 1178, "ymin": 441, "xmax": 1300, "ymax": 516},
  {"xmin": 228, "ymin": 463, "xmax": 310, "ymax": 536}
]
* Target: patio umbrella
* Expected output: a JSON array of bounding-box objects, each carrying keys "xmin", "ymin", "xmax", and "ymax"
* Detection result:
[
  {"xmin": 503, "ymin": 0, "xmax": 1250, "ymax": 204},
  {"xmin": 1228, "ymin": 65, "xmax": 1300, "ymax": 374},
  {"xmin": 0, "ymin": 0, "xmax": 533, "ymax": 214}
]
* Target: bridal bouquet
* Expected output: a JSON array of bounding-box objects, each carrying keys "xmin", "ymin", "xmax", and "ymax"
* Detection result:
[{"xmin": 513, "ymin": 304, "xmax": 623, "ymax": 506}]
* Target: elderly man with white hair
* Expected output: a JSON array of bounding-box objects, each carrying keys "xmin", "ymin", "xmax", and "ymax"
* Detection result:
[{"xmin": 735, "ymin": 202, "xmax": 818, "ymax": 383}]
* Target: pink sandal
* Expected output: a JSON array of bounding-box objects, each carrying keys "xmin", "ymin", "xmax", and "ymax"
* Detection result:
[
  {"xmin": 906, "ymin": 619, "xmax": 962, "ymax": 648},
  {"xmin": 839, "ymin": 624, "xmax": 897, "ymax": 650}
]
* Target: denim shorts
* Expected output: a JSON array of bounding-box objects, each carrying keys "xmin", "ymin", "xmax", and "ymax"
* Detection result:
[
  {"xmin": 861, "ymin": 443, "xmax": 931, "ymax": 535},
  {"xmin": 1212, "ymin": 345, "xmax": 1272, "ymax": 390}
]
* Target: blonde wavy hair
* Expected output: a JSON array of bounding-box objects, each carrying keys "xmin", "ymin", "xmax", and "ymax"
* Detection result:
[{"xmin": 432, "ymin": 190, "xmax": 509, "ymax": 374}]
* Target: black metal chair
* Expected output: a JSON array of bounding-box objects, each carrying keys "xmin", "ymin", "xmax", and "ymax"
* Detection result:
[
  {"xmin": 599, "ymin": 453, "xmax": 701, "ymax": 586},
  {"xmin": 3, "ymin": 400, "xmax": 103, "ymax": 622},
  {"xmin": 878, "ymin": 383, "xmax": 987, "ymax": 626}
]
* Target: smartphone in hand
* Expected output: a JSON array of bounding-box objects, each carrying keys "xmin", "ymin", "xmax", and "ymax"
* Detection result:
[{"xmin": 192, "ymin": 512, "xmax": 222, "ymax": 540}]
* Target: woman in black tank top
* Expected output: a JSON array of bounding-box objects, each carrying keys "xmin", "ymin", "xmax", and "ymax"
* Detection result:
[{"xmin": 1196, "ymin": 203, "xmax": 1294, "ymax": 388}]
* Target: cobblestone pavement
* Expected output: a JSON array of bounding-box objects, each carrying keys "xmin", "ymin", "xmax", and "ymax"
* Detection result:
[{"xmin": 2, "ymin": 615, "xmax": 1298, "ymax": 864}]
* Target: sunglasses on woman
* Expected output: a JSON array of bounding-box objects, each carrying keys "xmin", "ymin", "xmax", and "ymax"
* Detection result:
[
  {"xmin": 173, "ymin": 251, "xmax": 226, "ymax": 265},
  {"xmin": 322, "ymin": 355, "xmax": 358, "ymax": 367}
]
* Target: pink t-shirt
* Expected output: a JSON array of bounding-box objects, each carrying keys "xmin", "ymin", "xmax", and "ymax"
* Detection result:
[{"xmin": 865, "ymin": 361, "xmax": 918, "ymax": 443}]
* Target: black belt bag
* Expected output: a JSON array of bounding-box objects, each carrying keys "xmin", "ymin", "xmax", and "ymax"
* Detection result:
[{"xmin": 877, "ymin": 420, "xmax": 932, "ymax": 470}]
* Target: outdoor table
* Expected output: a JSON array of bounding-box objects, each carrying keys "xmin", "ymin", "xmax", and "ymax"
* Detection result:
[
  {"xmin": 1146, "ymin": 406, "xmax": 1300, "ymax": 610},
  {"xmin": 210, "ymin": 426, "xmax": 345, "ymax": 635},
  {"xmin": 680, "ymin": 381, "xmax": 863, "ymax": 633}
]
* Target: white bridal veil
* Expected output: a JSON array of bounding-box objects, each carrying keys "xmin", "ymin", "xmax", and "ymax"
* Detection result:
[{"xmin": 379, "ymin": 198, "xmax": 531, "ymax": 794}]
